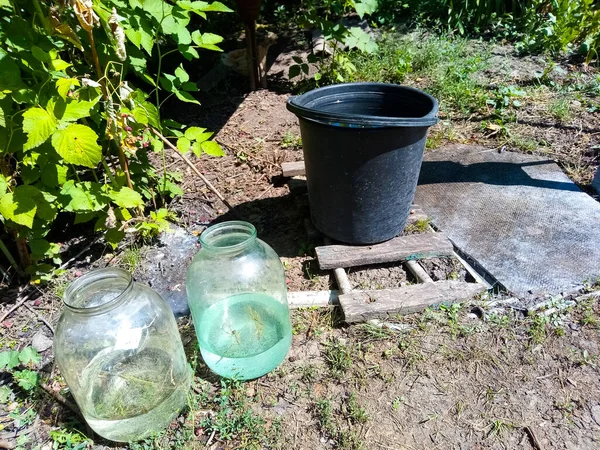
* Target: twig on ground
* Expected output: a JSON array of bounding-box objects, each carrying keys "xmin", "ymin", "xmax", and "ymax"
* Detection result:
[
  {"xmin": 23, "ymin": 303, "xmax": 54, "ymax": 335},
  {"xmin": 0, "ymin": 291, "xmax": 34, "ymax": 324},
  {"xmin": 524, "ymin": 426, "xmax": 544, "ymax": 450},
  {"xmin": 205, "ymin": 429, "xmax": 216, "ymax": 447},
  {"xmin": 39, "ymin": 383, "xmax": 83, "ymax": 421},
  {"xmin": 151, "ymin": 128, "xmax": 233, "ymax": 210},
  {"xmin": 58, "ymin": 235, "xmax": 103, "ymax": 271},
  {"xmin": 257, "ymin": 184, "xmax": 274, "ymax": 199}
]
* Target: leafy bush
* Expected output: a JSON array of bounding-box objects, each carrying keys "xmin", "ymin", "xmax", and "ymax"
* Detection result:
[
  {"xmin": 288, "ymin": 0, "xmax": 379, "ymax": 84},
  {"xmin": 0, "ymin": 0, "xmax": 231, "ymax": 281}
]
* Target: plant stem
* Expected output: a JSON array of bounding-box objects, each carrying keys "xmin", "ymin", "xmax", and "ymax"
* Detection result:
[
  {"xmin": 13, "ymin": 232, "xmax": 32, "ymax": 270},
  {"xmin": 0, "ymin": 238, "xmax": 24, "ymax": 277},
  {"xmin": 31, "ymin": 0, "xmax": 52, "ymax": 35},
  {"xmin": 151, "ymin": 128, "xmax": 233, "ymax": 210},
  {"xmin": 155, "ymin": 42, "xmax": 163, "ymax": 111},
  {"xmin": 101, "ymin": 158, "xmax": 117, "ymax": 186}
]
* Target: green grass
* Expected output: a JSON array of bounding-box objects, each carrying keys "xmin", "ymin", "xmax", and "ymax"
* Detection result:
[
  {"xmin": 322, "ymin": 338, "xmax": 353, "ymax": 377},
  {"xmin": 549, "ymin": 97, "xmax": 572, "ymax": 121},
  {"xmin": 119, "ymin": 246, "xmax": 142, "ymax": 272},
  {"xmin": 350, "ymin": 32, "xmax": 490, "ymax": 115}
]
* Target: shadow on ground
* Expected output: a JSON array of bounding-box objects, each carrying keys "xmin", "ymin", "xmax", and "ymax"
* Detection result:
[{"xmin": 419, "ymin": 159, "xmax": 582, "ymax": 192}]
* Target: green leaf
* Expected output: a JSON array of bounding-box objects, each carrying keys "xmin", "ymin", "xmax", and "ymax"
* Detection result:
[
  {"xmin": 184, "ymin": 126, "xmax": 207, "ymax": 140},
  {"xmin": 289, "ymin": 65, "xmax": 301, "ymax": 79},
  {"xmin": 200, "ymin": 140, "xmax": 224, "ymax": 156},
  {"xmin": 0, "ymin": 49, "xmax": 23, "ymax": 91},
  {"xmin": 51, "ymin": 124, "xmax": 102, "ymax": 168},
  {"xmin": 177, "ymin": 137, "xmax": 191, "ymax": 153},
  {"xmin": 132, "ymin": 102, "xmax": 160, "ymax": 128},
  {"xmin": 354, "ymin": 0, "xmax": 378, "ymax": 19},
  {"xmin": 60, "ymin": 180, "xmax": 94, "ymax": 211},
  {"xmin": 22, "ymin": 107, "xmax": 57, "ymax": 151},
  {"xmin": 292, "ymin": 56, "xmax": 303, "ymax": 64},
  {"xmin": 18, "ymin": 347, "xmax": 41, "ymax": 366},
  {"xmin": 0, "ymin": 96, "xmax": 10, "ymax": 128},
  {"xmin": 52, "ymin": 99, "xmax": 98, "ymax": 122},
  {"xmin": 174, "ymin": 90, "xmax": 200, "ymax": 104},
  {"xmin": 31, "ymin": 46, "xmax": 51, "ymax": 62},
  {"xmin": 13, "ymin": 370, "xmax": 38, "ymax": 391},
  {"xmin": 0, "ymin": 174, "xmax": 7, "ymax": 197},
  {"xmin": 176, "ymin": 27, "xmax": 192, "ymax": 45},
  {"xmin": 191, "ymin": 32, "xmax": 224, "ymax": 51},
  {"xmin": 0, "ymin": 350, "xmax": 20, "ymax": 370},
  {"xmin": 175, "ymin": 65, "xmax": 190, "ymax": 83},
  {"xmin": 41, "ymin": 164, "xmax": 69, "ymax": 187},
  {"xmin": 178, "ymin": 44, "xmax": 199, "ymax": 60},
  {"xmin": 0, "ymin": 186, "xmax": 37, "ymax": 228},
  {"xmin": 0, "ymin": 386, "xmax": 11, "ymax": 404},
  {"xmin": 49, "ymin": 59, "xmax": 71, "ymax": 71},
  {"xmin": 105, "ymin": 228, "xmax": 125, "ymax": 249},
  {"xmin": 344, "ymin": 27, "xmax": 378, "ymax": 53},
  {"xmin": 55, "ymin": 77, "xmax": 80, "ymax": 100},
  {"xmin": 203, "ymin": 2, "xmax": 233, "ymax": 12},
  {"xmin": 181, "ymin": 81, "xmax": 198, "ymax": 92},
  {"xmin": 109, "ymin": 187, "xmax": 144, "ymax": 208}
]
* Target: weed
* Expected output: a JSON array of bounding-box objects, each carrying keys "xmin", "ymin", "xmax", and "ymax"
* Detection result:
[
  {"xmin": 200, "ymin": 379, "xmax": 279, "ymax": 447},
  {"xmin": 346, "ymin": 392, "xmax": 369, "ymax": 424},
  {"xmin": 454, "ymin": 400, "xmax": 465, "ymax": 418},
  {"xmin": 355, "ymin": 323, "xmax": 397, "ymax": 342},
  {"xmin": 314, "ymin": 398, "xmax": 335, "ymax": 435},
  {"xmin": 300, "ymin": 364, "xmax": 318, "ymax": 383},
  {"xmin": 119, "ymin": 246, "xmax": 142, "ymax": 272},
  {"xmin": 280, "ymin": 131, "xmax": 302, "ymax": 150},
  {"xmin": 404, "ymin": 218, "xmax": 432, "ymax": 234},
  {"xmin": 488, "ymin": 419, "xmax": 513, "ymax": 438},
  {"xmin": 392, "ymin": 396, "xmax": 404, "ymax": 411},
  {"xmin": 337, "ymin": 429, "xmax": 366, "ymax": 450},
  {"xmin": 322, "ymin": 338, "xmax": 353, "ymax": 377},
  {"xmin": 528, "ymin": 314, "xmax": 548, "ymax": 344},
  {"xmin": 549, "ymin": 97, "xmax": 572, "ymax": 121},
  {"xmin": 440, "ymin": 303, "xmax": 462, "ymax": 337}
]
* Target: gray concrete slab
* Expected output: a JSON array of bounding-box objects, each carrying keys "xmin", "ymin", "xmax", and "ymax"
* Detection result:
[{"xmin": 415, "ymin": 144, "xmax": 600, "ymax": 297}]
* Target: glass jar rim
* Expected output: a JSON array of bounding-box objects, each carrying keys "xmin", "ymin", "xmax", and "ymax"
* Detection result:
[
  {"xmin": 63, "ymin": 267, "xmax": 133, "ymax": 314},
  {"xmin": 200, "ymin": 221, "xmax": 257, "ymax": 251}
]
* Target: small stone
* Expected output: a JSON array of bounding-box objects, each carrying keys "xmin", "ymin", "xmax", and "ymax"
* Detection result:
[
  {"xmin": 32, "ymin": 331, "xmax": 53, "ymax": 353},
  {"xmin": 7, "ymin": 402, "xmax": 18, "ymax": 412}
]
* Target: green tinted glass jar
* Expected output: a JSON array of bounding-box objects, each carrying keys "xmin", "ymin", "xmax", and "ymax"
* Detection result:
[
  {"xmin": 54, "ymin": 268, "xmax": 190, "ymax": 442},
  {"xmin": 186, "ymin": 221, "xmax": 292, "ymax": 380}
]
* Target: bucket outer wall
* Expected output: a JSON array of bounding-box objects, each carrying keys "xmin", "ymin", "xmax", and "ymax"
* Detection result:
[
  {"xmin": 287, "ymin": 83, "xmax": 438, "ymax": 244},
  {"xmin": 299, "ymin": 119, "xmax": 429, "ymax": 244}
]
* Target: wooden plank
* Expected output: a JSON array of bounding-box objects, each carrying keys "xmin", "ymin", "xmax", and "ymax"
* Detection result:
[
  {"xmin": 281, "ymin": 161, "xmax": 306, "ymax": 177},
  {"xmin": 315, "ymin": 232, "xmax": 454, "ymax": 270},
  {"xmin": 339, "ymin": 281, "xmax": 487, "ymax": 323},
  {"xmin": 288, "ymin": 290, "xmax": 339, "ymax": 308}
]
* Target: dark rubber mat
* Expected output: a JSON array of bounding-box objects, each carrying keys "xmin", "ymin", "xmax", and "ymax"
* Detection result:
[{"xmin": 415, "ymin": 144, "xmax": 600, "ymax": 297}]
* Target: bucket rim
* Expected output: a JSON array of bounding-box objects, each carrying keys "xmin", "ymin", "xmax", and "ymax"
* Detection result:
[{"xmin": 286, "ymin": 82, "xmax": 439, "ymax": 128}]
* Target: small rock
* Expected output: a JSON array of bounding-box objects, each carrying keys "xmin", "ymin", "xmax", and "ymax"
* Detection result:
[
  {"xmin": 572, "ymin": 100, "xmax": 581, "ymax": 107},
  {"xmin": 32, "ymin": 331, "xmax": 53, "ymax": 353},
  {"xmin": 591, "ymin": 404, "xmax": 600, "ymax": 426}
]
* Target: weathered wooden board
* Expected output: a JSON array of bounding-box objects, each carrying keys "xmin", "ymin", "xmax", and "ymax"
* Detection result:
[
  {"xmin": 288, "ymin": 290, "xmax": 339, "ymax": 308},
  {"xmin": 282, "ymin": 161, "xmax": 306, "ymax": 177},
  {"xmin": 315, "ymin": 232, "xmax": 454, "ymax": 270},
  {"xmin": 339, "ymin": 281, "xmax": 486, "ymax": 323}
]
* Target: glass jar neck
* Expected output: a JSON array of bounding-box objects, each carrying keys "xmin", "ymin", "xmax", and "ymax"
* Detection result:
[
  {"xmin": 63, "ymin": 267, "xmax": 133, "ymax": 315},
  {"xmin": 200, "ymin": 221, "xmax": 258, "ymax": 255}
]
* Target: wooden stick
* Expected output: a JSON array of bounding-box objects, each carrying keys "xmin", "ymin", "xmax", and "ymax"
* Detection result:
[
  {"xmin": 405, "ymin": 260, "xmax": 433, "ymax": 283},
  {"xmin": 151, "ymin": 128, "xmax": 233, "ymax": 210},
  {"xmin": 23, "ymin": 303, "xmax": 54, "ymax": 335},
  {"xmin": 524, "ymin": 426, "xmax": 544, "ymax": 450},
  {"xmin": 39, "ymin": 383, "xmax": 83, "ymax": 421},
  {"xmin": 0, "ymin": 291, "xmax": 33, "ymax": 324}
]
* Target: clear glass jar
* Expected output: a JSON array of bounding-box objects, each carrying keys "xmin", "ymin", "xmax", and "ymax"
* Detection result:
[
  {"xmin": 54, "ymin": 268, "xmax": 190, "ymax": 442},
  {"xmin": 186, "ymin": 221, "xmax": 292, "ymax": 380}
]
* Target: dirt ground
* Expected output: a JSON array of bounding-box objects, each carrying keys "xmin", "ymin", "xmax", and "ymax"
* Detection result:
[{"xmin": 1, "ymin": 32, "xmax": 600, "ymax": 450}]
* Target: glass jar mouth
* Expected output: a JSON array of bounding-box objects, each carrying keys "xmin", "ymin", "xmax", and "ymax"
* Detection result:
[
  {"xmin": 200, "ymin": 221, "xmax": 257, "ymax": 252},
  {"xmin": 63, "ymin": 267, "xmax": 133, "ymax": 314}
]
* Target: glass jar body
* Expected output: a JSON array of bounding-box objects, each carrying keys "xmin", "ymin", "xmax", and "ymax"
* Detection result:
[
  {"xmin": 186, "ymin": 221, "xmax": 292, "ymax": 380},
  {"xmin": 54, "ymin": 268, "xmax": 190, "ymax": 442}
]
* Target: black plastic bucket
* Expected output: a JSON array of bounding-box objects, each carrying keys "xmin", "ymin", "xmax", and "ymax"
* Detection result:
[{"xmin": 286, "ymin": 83, "xmax": 438, "ymax": 244}]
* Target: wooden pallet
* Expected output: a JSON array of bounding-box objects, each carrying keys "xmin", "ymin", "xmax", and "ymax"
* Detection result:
[{"xmin": 282, "ymin": 161, "xmax": 489, "ymax": 322}]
